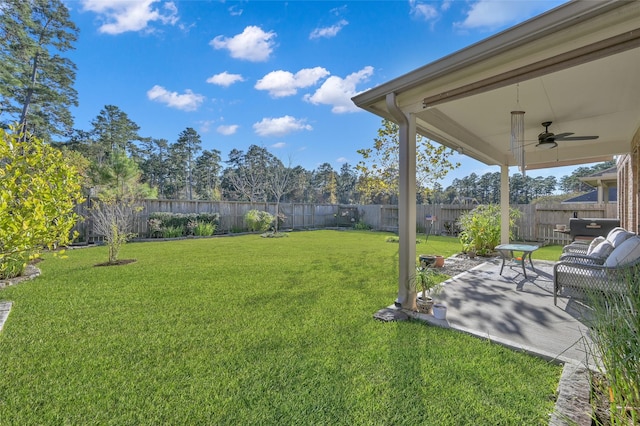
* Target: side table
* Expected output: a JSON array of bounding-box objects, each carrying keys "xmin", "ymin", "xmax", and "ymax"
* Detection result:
[{"xmin": 495, "ymin": 243, "xmax": 539, "ymax": 278}]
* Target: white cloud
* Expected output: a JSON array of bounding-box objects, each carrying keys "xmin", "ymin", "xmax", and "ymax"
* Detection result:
[
  {"xmin": 271, "ymin": 142, "xmax": 286, "ymax": 149},
  {"xmin": 81, "ymin": 0, "xmax": 178, "ymax": 35},
  {"xmin": 206, "ymin": 72, "xmax": 245, "ymax": 87},
  {"xmin": 199, "ymin": 120, "xmax": 214, "ymax": 133},
  {"xmin": 253, "ymin": 116, "xmax": 312, "ymax": 137},
  {"xmin": 210, "ymin": 26, "xmax": 276, "ymax": 62},
  {"xmin": 409, "ymin": 1, "xmax": 439, "ymax": 21},
  {"xmin": 309, "ymin": 19, "xmax": 348, "ymax": 39},
  {"xmin": 454, "ymin": 0, "xmax": 560, "ymax": 31},
  {"xmin": 228, "ymin": 5, "xmax": 243, "ymax": 16},
  {"xmin": 304, "ymin": 66, "xmax": 374, "ymax": 113},
  {"xmin": 147, "ymin": 85, "xmax": 205, "ymax": 111},
  {"xmin": 255, "ymin": 67, "xmax": 330, "ymax": 98},
  {"xmin": 336, "ymin": 157, "xmax": 348, "ymax": 163},
  {"xmin": 217, "ymin": 124, "xmax": 239, "ymax": 135}
]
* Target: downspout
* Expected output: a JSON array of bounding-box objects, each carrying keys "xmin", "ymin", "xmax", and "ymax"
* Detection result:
[{"xmin": 386, "ymin": 93, "xmax": 417, "ymax": 310}]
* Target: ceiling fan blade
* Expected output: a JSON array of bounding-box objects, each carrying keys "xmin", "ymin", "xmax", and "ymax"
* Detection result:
[
  {"xmin": 551, "ymin": 132, "xmax": 573, "ymax": 139},
  {"xmin": 555, "ymin": 135, "xmax": 599, "ymax": 141}
]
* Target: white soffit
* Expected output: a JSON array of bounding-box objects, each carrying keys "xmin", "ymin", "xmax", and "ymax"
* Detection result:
[{"xmin": 353, "ymin": 0, "xmax": 640, "ymax": 170}]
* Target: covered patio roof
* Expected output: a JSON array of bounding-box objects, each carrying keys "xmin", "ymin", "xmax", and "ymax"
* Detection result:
[
  {"xmin": 353, "ymin": 0, "xmax": 640, "ymax": 171},
  {"xmin": 352, "ymin": 0, "xmax": 640, "ymax": 311}
]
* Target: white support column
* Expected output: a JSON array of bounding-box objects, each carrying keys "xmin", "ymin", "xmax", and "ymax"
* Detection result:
[
  {"xmin": 500, "ymin": 164, "xmax": 510, "ymax": 244},
  {"xmin": 387, "ymin": 93, "xmax": 417, "ymax": 310}
]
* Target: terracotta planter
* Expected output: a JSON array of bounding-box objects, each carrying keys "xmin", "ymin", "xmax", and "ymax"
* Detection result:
[{"xmin": 434, "ymin": 255, "xmax": 445, "ymax": 268}]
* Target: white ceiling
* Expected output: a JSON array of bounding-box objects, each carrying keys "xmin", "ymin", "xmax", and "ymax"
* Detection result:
[{"xmin": 419, "ymin": 47, "xmax": 640, "ymax": 170}]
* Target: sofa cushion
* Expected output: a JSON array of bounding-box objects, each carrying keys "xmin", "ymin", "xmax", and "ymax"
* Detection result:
[
  {"xmin": 589, "ymin": 240, "xmax": 614, "ymax": 259},
  {"xmin": 605, "ymin": 236, "xmax": 640, "ymax": 267},
  {"xmin": 607, "ymin": 228, "xmax": 634, "ymax": 248},
  {"xmin": 587, "ymin": 236, "xmax": 605, "ymax": 255}
]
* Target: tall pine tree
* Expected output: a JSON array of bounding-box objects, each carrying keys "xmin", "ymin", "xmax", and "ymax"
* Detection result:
[{"xmin": 0, "ymin": 0, "xmax": 79, "ymax": 141}]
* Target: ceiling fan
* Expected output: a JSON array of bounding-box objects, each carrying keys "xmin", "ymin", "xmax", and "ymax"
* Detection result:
[{"xmin": 536, "ymin": 121, "xmax": 599, "ymax": 149}]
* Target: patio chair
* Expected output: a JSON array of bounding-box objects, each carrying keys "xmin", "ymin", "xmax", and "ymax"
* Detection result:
[
  {"xmin": 560, "ymin": 227, "xmax": 634, "ymax": 259},
  {"xmin": 554, "ymin": 234, "xmax": 640, "ymax": 305}
]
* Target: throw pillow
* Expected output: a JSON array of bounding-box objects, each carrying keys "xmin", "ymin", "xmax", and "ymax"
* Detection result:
[
  {"xmin": 605, "ymin": 236, "xmax": 640, "ymax": 267},
  {"xmin": 590, "ymin": 240, "xmax": 614, "ymax": 259},
  {"xmin": 587, "ymin": 236, "xmax": 606, "ymax": 255}
]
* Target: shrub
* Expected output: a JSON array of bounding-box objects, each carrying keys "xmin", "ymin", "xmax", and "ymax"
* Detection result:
[
  {"xmin": 244, "ymin": 210, "xmax": 274, "ymax": 232},
  {"xmin": 147, "ymin": 212, "xmax": 220, "ymax": 237},
  {"xmin": 354, "ymin": 220, "xmax": 371, "ymax": 230},
  {"xmin": 457, "ymin": 204, "xmax": 520, "ymax": 256},
  {"xmin": 162, "ymin": 226, "xmax": 184, "ymax": 238},
  {"xmin": 0, "ymin": 128, "xmax": 84, "ymax": 278},
  {"xmin": 193, "ymin": 222, "xmax": 216, "ymax": 236},
  {"xmin": 148, "ymin": 218, "xmax": 163, "ymax": 238}
]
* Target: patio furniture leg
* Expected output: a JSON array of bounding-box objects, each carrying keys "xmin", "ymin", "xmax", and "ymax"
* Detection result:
[{"xmin": 527, "ymin": 252, "xmax": 536, "ymax": 273}]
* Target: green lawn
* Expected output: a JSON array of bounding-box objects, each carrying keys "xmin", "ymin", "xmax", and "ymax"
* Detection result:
[{"xmin": 0, "ymin": 231, "xmax": 561, "ymax": 424}]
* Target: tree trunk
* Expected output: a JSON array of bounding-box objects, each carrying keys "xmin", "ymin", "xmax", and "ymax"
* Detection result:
[{"xmin": 19, "ymin": 52, "xmax": 39, "ymax": 137}]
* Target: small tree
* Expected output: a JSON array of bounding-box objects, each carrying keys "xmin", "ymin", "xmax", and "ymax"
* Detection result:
[
  {"xmin": 90, "ymin": 150, "xmax": 152, "ymax": 264},
  {"xmin": 0, "ymin": 128, "xmax": 83, "ymax": 278},
  {"xmin": 266, "ymin": 157, "xmax": 294, "ymax": 233},
  {"xmin": 356, "ymin": 119, "xmax": 459, "ymax": 204},
  {"xmin": 90, "ymin": 197, "xmax": 139, "ymax": 264}
]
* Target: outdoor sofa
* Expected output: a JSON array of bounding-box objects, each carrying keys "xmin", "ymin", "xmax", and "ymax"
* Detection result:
[{"xmin": 554, "ymin": 227, "xmax": 640, "ymax": 305}]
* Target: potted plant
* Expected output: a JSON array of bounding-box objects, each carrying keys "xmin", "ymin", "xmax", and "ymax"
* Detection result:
[{"xmin": 414, "ymin": 266, "xmax": 442, "ymax": 314}]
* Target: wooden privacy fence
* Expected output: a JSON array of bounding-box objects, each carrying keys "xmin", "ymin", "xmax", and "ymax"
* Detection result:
[{"xmin": 73, "ymin": 199, "xmax": 617, "ymax": 245}]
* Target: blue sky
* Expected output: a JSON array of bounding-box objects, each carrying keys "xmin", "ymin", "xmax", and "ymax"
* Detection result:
[{"xmin": 66, "ymin": 0, "xmax": 581, "ymax": 188}]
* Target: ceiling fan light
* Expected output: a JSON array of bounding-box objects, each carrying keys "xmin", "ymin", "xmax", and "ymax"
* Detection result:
[{"xmin": 536, "ymin": 141, "xmax": 557, "ymax": 149}]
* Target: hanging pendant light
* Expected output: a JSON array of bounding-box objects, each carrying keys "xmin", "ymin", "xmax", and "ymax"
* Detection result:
[
  {"xmin": 510, "ymin": 84, "xmax": 525, "ymax": 176},
  {"xmin": 510, "ymin": 110, "xmax": 525, "ymax": 177}
]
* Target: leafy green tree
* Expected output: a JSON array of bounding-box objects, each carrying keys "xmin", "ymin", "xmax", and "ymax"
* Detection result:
[
  {"xmin": 558, "ymin": 160, "xmax": 615, "ymax": 193},
  {"xmin": 312, "ymin": 163, "xmax": 337, "ymax": 204},
  {"xmin": 0, "ymin": 0, "xmax": 79, "ymax": 140},
  {"xmin": 139, "ymin": 138, "xmax": 170, "ymax": 198},
  {"xmin": 337, "ymin": 163, "xmax": 357, "ymax": 204},
  {"xmin": 0, "ymin": 128, "xmax": 83, "ymax": 278},
  {"xmin": 225, "ymin": 145, "xmax": 278, "ymax": 203},
  {"xmin": 356, "ymin": 119, "xmax": 459, "ymax": 204},
  {"xmin": 174, "ymin": 127, "xmax": 202, "ymax": 200},
  {"xmin": 287, "ymin": 166, "xmax": 313, "ymax": 202},
  {"xmin": 193, "ymin": 149, "xmax": 222, "ymax": 200},
  {"xmin": 90, "ymin": 105, "xmax": 143, "ymax": 162},
  {"xmin": 94, "ymin": 149, "xmax": 156, "ymax": 200}
]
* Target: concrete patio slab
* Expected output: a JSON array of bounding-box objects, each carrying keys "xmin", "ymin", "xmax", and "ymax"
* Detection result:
[{"xmin": 406, "ymin": 258, "xmax": 596, "ymax": 368}]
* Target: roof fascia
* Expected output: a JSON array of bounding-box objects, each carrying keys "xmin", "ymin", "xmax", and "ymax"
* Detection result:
[{"xmin": 352, "ymin": 0, "xmax": 627, "ymax": 109}]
